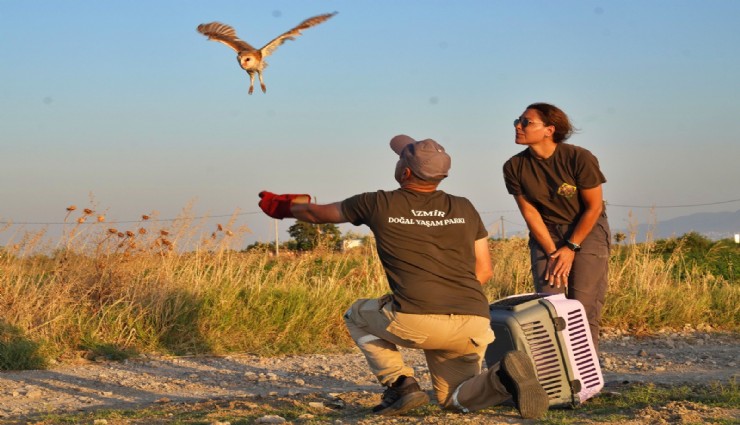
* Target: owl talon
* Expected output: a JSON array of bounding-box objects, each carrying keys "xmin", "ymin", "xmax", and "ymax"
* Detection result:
[
  {"xmin": 261, "ymin": 84, "xmax": 267, "ymax": 93},
  {"xmin": 248, "ymin": 86, "xmax": 254, "ymax": 95}
]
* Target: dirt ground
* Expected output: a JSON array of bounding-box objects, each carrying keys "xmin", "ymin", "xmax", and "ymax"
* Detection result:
[{"xmin": 0, "ymin": 329, "xmax": 738, "ymax": 424}]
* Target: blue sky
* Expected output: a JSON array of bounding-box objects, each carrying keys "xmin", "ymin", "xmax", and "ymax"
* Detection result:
[{"xmin": 2, "ymin": 1, "xmax": 740, "ymax": 247}]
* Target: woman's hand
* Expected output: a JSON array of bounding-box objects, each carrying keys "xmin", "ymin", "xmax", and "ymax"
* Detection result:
[{"xmin": 546, "ymin": 248, "xmax": 575, "ymax": 288}]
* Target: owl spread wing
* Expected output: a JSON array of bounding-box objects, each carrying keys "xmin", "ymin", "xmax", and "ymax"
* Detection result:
[
  {"xmin": 259, "ymin": 12, "xmax": 337, "ymax": 58},
  {"xmin": 197, "ymin": 22, "xmax": 255, "ymax": 52}
]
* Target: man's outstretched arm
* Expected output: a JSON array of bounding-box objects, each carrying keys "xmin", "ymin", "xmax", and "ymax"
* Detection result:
[
  {"xmin": 291, "ymin": 201, "xmax": 347, "ymax": 224},
  {"xmin": 258, "ymin": 191, "xmax": 346, "ymax": 223}
]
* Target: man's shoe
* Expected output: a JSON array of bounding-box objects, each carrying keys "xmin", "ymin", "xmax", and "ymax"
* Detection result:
[
  {"xmin": 372, "ymin": 375, "xmax": 429, "ymax": 416},
  {"xmin": 500, "ymin": 351, "xmax": 549, "ymax": 419}
]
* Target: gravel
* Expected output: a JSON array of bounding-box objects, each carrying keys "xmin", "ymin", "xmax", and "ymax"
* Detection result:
[{"xmin": 0, "ymin": 329, "xmax": 737, "ymax": 421}]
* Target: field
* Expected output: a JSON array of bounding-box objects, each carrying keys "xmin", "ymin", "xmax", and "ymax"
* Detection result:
[
  {"xmin": 1, "ymin": 213, "xmax": 739, "ymax": 423},
  {"xmin": 1, "ymin": 210, "xmax": 738, "ymax": 368}
]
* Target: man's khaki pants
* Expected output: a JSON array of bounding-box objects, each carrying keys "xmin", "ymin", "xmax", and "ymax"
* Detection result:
[{"xmin": 344, "ymin": 296, "xmax": 513, "ymax": 411}]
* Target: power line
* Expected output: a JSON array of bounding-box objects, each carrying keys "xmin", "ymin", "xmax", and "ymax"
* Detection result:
[
  {"xmin": 478, "ymin": 210, "xmax": 519, "ymax": 214},
  {"xmin": 502, "ymin": 218, "xmax": 526, "ymax": 228},
  {"xmin": 2, "ymin": 209, "xmax": 520, "ymax": 226},
  {"xmin": 607, "ymin": 198, "xmax": 740, "ymax": 209},
  {"xmin": 1, "ymin": 211, "xmax": 262, "ymax": 226},
  {"xmin": 3, "ymin": 196, "xmax": 738, "ymax": 226}
]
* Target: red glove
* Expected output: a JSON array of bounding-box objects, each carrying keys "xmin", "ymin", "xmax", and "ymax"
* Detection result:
[{"xmin": 258, "ymin": 191, "xmax": 310, "ymax": 219}]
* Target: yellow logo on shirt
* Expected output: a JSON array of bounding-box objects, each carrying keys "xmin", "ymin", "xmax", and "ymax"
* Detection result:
[{"xmin": 557, "ymin": 183, "xmax": 577, "ymax": 198}]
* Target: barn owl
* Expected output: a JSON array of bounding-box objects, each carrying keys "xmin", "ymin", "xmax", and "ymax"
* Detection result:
[{"xmin": 197, "ymin": 12, "xmax": 337, "ymax": 94}]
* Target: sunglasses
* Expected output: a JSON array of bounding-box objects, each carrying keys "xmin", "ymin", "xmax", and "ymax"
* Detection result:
[{"xmin": 514, "ymin": 117, "xmax": 546, "ymax": 129}]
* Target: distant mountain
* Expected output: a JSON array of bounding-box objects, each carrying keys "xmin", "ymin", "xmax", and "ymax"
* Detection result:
[{"xmin": 620, "ymin": 210, "xmax": 740, "ymax": 241}]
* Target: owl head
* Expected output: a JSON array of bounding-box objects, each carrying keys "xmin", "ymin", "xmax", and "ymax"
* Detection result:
[{"xmin": 237, "ymin": 52, "xmax": 261, "ymax": 70}]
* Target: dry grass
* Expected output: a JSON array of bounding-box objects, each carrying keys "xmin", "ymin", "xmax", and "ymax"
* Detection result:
[{"xmin": 0, "ymin": 207, "xmax": 737, "ymax": 369}]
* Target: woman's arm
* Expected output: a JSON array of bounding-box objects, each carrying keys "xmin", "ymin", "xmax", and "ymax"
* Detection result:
[
  {"xmin": 513, "ymin": 195, "xmax": 557, "ymax": 254},
  {"xmin": 514, "ymin": 195, "xmax": 568, "ymax": 287},
  {"xmin": 567, "ymin": 185, "xmax": 604, "ymax": 246},
  {"xmin": 546, "ymin": 185, "xmax": 604, "ymax": 285}
]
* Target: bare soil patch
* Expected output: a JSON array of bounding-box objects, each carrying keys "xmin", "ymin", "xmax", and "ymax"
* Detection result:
[{"xmin": 0, "ymin": 330, "xmax": 737, "ymax": 424}]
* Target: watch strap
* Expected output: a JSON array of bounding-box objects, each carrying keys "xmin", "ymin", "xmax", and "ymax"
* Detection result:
[{"xmin": 566, "ymin": 240, "xmax": 581, "ymax": 252}]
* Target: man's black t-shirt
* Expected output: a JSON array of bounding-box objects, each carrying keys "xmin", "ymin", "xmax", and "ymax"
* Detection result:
[{"xmin": 341, "ymin": 189, "xmax": 489, "ymax": 318}]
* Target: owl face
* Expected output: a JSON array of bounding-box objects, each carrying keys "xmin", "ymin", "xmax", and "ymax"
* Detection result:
[{"xmin": 237, "ymin": 53, "xmax": 260, "ymax": 70}]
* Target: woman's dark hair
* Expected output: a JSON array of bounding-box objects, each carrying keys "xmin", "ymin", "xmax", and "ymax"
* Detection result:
[{"xmin": 527, "ymin": 102, "xmax": 575, "ymax": 143}]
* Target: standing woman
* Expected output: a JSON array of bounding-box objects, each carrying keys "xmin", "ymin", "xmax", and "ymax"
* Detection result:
[{"xmin": 503, "ymin": 102, "xmax": 610, "ymax": 350}]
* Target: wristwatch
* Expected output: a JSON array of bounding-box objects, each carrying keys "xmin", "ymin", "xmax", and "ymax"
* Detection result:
[{"xmin": 565, "ymin": 240, "xmax": 582, "ymax": 252}]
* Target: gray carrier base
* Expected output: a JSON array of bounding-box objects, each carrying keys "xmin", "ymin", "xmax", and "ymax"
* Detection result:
[{"xmin": 484, "ymin": 293, "xmax": 603, "ymax": 408}]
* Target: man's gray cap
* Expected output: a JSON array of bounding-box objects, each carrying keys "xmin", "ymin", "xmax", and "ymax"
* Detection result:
[{"xmin": 390, "ymin": 134, "xmax": 451, "ymax": 180}]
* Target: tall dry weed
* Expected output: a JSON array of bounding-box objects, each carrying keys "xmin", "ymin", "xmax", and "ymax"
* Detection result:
[{"xmin": 0, "ymin": 208, "xmax": 737, "ymax": 368}]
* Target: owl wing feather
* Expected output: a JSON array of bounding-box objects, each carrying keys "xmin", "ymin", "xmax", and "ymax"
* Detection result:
[
  {"xmin": 259, "ymin": 12, "xmax": 337, "ymax": 58},
  {"xmin": 197, "ymin": 22, "xmax": 255, "ymax": 52}
]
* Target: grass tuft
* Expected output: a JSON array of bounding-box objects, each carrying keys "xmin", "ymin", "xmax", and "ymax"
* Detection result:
[{"xmin": 0, "ymin": 322, "xmax": 48, "ymax": 370}]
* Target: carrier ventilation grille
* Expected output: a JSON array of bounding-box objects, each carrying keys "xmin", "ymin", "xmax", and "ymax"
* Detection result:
[
  {"xmin": 521, "ymin": 319, "xmax": 565, "ymax": 399},
  {"xmin": 566, "ymin": 309, "xmax": 603, "ymax": 389}
]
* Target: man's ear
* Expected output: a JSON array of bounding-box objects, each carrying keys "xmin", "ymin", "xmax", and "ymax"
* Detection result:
[{"xmin": 400, "ymin": 167, "xmax": 413, "ymax": 182}]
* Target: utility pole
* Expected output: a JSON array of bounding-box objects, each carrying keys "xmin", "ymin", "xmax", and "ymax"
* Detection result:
[
  {"xmin": 274, "ymin": 219, "xmax": 279, "ymax": 256},
  {"xmin": 500, "ymin": 216, "xmax": 505, "ymax": 240}
]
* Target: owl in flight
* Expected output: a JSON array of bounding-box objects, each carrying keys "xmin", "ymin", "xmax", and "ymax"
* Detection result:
[{"xmin": 197, "ymin": 12, "xmax": 337, "ymax": 94}]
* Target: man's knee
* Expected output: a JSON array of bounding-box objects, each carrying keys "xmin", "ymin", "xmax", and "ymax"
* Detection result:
[
  {"xmin": 343, "ymin": 298, "xmax": 389, "ymax": 344},
  {"xmin": 343, "ymin": 298, "xmax": 374, "ymax": 326}
]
